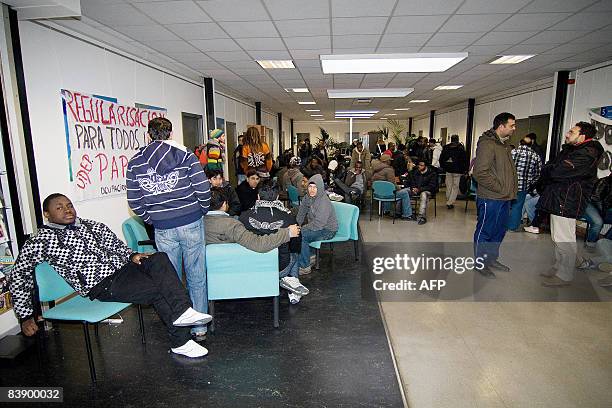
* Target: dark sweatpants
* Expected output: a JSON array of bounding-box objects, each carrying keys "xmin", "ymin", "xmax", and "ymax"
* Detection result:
[
  {"xmin": 88, "ymin": 252, "xmax": 192, "ymax": 347},
  {"xmin": 474, "ymin": 197, "xmax": 510, "ymax": 264}
]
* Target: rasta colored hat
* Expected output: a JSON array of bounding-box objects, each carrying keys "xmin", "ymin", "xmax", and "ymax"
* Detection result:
[{"xmin": 209, "ymin": 129, "xmax": 225, "ymax": 139}]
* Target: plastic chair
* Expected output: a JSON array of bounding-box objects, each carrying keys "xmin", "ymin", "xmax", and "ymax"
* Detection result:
[
  {"xmin": 410, "ymin": 192, "xmax": 437, "ymax": 218},
  {"xmin": 35, "ymin": 262, "xmax": 145, "ymax": 383},
  {"xmin": 122, "ymin": 216, "xmax": 155, "ymax": 252},
  {"xmin": 370, "ymin": 181, "xmax": 401, "ymax": 224},
  {"xmin": 287, "ymin": 185, "xmax": 300, "ymax": 208},
  {"xmin": 309, "ymin": 202, "xmax": 360, "ymax": 269},
  {"xmin": 206, "ymin": 244, "xmax": 280, "ymax": 332}
]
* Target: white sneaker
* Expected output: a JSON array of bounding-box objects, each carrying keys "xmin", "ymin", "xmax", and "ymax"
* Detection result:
[
  {"xmin": 280, "ymin": 276, "xmax": 310, "ymax": 296},
  {"xmin": 299, "ymin": 265, "xmax": 312, "ymax": 276},
  {"xmin": 171, "ymin": 339, "xmax": 208, "ymax": 358},
  {"xmin": 288, "ymin": 292, "xmax": 302, "ymax": 304},
  {"xmin": 173, "ymin": 307, "xmax": 213, "ymax": 327},
  {"xmin": 523, "ymin": 226, "xmax": 540, "ymax": 234}
]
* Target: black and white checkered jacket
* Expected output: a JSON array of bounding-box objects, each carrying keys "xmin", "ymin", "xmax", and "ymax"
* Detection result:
[{"xmin": 8, "ymin": 218, "xmax": 135, "ymax": 319}]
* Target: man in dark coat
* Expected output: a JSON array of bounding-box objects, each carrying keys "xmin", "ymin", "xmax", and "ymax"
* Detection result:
[
  {"xmin": 538, "ymin": 121, "xmax": 603, "ymax": 287},
  {"xmin": 439, "ymin": 134, "xmax": 468, "ymax": 209}
]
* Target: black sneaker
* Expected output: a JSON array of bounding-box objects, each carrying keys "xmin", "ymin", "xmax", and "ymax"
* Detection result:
[
  {"xmin": 417, "ymin": 217, "xmax": 427, "ymax": 225},
  {"xmin": 477, "ymin": 266, "xmax": 496, "ymax": 278},
  {"xmin": 446, "ymin": 204, "xmax": 454, "ymax": 209},
  {"xmin": 488, "ymin": 260, "xmax": 510, "ymax": 272},
  {"xmin": 401, "ymin": 214, "xmax": 417, "ymax": 221}
]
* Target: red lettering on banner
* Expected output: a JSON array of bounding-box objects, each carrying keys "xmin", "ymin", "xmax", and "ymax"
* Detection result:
[
  {"xmin": 82, "ymin": 95, "xmax": 92, "ymax": 123},
  {"xmin": 117, "ymin": 106, "xmax": 125, "ymax": 126},
  {"xmin": 139, "ymin": 110, "xmax": 147, "ymax": 127},
  {"xmin": 120, "ymin": 155, "xmax": 128, "ymax": 178},
  {"xmin": 64, "ymin": 91, "xmax": 80, "ymax": 122},
  {"xmin": 76, "ymin": 154, "xmax": 93, "ymax": 190},
  {"xmin": 95, "ymin": 153, "xmax": 108, "ymax": 181},
  {"xmin": 108, "ymin": 104, "xmax": 116, "ymax": 125}
]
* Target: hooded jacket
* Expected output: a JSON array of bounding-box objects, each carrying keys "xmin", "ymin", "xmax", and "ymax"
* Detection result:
[
  {"xmin": 236, "ymin": 179, "xmax": 259, "ymax": 212},
  {"xmin": 472, "ymin": 129, "xmax": 518, "ymax": 200},
  {"xmin": 439, "ymin": 142, "xmax": 468, "ymax": 174},
  {"xmin": 371, "ymin": 155, "xmax": 396, "ymax": 185},
  {"xmin": 590, "ymin": 174, "xmax": 612, "ymax": 213},
  {"xmin": 126, "ymin": 140, "xmax": 211, "ymax": 229},
  {"xmin": 350, "ymin": 148, "xmax": 372, "ymax": 174},
  {"xmin": 537, "ymin": 139, "xmax": 604, "ymax": 218},
  {"xmin": 407, "ymin": 166, "xmax": 439, "ymax": 194},
  {"xmin": 221, "ymin": 181, "xmax": 241, "ymax": 216},
  {"xmin": 240, "ymin": 200, "xmax": 301, "ymax": 271},
  {"xmin": 297, "ymin": 174, "xmax": 338, "ymax": 233},
  {"xmin": 281, "ymin": 168, "xmax": 305, "ymax": 196}
]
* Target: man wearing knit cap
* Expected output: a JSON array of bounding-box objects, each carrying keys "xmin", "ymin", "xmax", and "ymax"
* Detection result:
[{"xmin": 196, "ymin": 128, "xmax": 226, "ymax": 172}]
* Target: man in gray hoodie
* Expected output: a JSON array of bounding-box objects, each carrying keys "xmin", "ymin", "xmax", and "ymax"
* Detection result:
[{"xmin": 296, "ymin": 174, "xmax": 338, "ymax": 275}]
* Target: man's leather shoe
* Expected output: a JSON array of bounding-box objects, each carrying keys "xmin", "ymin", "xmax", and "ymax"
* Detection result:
[
  {"xmin": 488, "ymin": 260, "xmax": 510, "ymax": 272},
  {"xmin": 477, "ymin": 266, "xmax": 496, "ymax": 278}
]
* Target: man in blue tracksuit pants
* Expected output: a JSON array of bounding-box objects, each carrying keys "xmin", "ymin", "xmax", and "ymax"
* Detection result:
[{"xmin": 472, "ymin": 112, "xmax": 518, "ymax": 278}]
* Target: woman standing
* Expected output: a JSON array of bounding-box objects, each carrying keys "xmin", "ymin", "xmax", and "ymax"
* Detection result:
[{"xmin": 240, "ymin": 126, "xmax": 273, "ymax": 178}]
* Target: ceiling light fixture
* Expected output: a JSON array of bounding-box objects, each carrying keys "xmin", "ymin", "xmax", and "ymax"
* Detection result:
[
  {"xmin": 489, "ymin": 55, "xmax": 536, "ymax": 64},
  {"xmin": 285, "ymin": 88, "xmax": 309, "ymax": 92},
  {"xmin": 393, "ymin": 108, "xmax": 411, "ymax": 111},
  {"xmin": 327, "ymin": 88, "xmax": 414, "ymax": 98},
  {"xmin": 409, "ymin": 100, "xmax": 429, "ymax": 103},
  {"xmin": 383, "ymin": 113, "xmax": 397, "ymax": 116},
  {"xmin": 336, "ymin": 110, "xmax": 379, "ymax": 114},
  {"xmin": 305, "ymin": 109, "xmax": 320, "ymax": 112},
  {"xmin": 434, "ymin": 85, "xmax": 463, "ymax": 90},
  {"xmin": 298, "ymin": 101, "xmax": 316, "ymax": 105},
  {"xmin": 314, "ymin": 118, "xmax": 325, "ymax": 121},
  {"xmin": 320, "ymin": 53, "xmax": 468, "ymax": 74},
  {"xmin": 310, "ymin": 114, "xmax": 323, "ymax": 117},
  {"xmin": 256, "ymin": 60, "xmax": 295, "ymax": 69}
]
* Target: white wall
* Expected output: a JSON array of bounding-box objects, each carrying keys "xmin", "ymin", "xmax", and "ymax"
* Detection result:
[
  {"xmin": 214, "ymin": 91, "xmax": 257, "ymax": 139},
  {"xmin": 294, "ymin": 120, "xmax": 391, "ymax": 144},
  {"xmin": 19, "ymin": 21, "xmax": 205, "ymax": 236}
]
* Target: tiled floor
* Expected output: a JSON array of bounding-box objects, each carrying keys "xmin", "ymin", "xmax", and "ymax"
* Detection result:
[{"xmin": 361, "ymin": 195, "xmax": 612, "ymax": 408}]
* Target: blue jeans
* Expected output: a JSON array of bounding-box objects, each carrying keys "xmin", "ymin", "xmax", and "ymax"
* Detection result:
[
  {"xmin": 280, "ymin": 253, "xmax": 299, "ymax": 278},
  {"xmin": 474, "ymin": 198, "xmax": 510, "ymax": 263},
  {"xmin": 299, "ymin": 229, "xmax": 336, "ymax": 268},
  {"xmin": 396, "ymin": 188, "xmax": 413, "ymax": 218},
  {"xmin": 155, "ymin": 217, "xmax": 207, "ymax": 333},
  {"xmin": 507, "ymin": 190, "xmax": 528, "ymax": 230},
  {"xmin": 522, "ymin": 194, "xmax": 539, "ymax": 223},
  {"xmin": 584, "ymin": 204, "xmax": 612, "ymax": 243}
]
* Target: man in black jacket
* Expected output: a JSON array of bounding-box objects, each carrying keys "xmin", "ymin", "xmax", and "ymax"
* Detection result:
[
  {"xmin": 583, "ymin": 174, "xmax": 612, "ymax": 249},
  {"xmin": 240, "ymin": 180, "xmax": 309, "ymax": 304},
  {"xmin": 396, "ymin": 160, "xmax": 438, "ymax": 225},
  {"xmin": 538, "ymin": 122, "xmax": 603, "ymax": 287},
  {"xmin": 206, "ymin": 168, "xmax": 241, "ymax": 216},
  {"xmin": 439, "ymin": 135, "xmax": 468, "ymax": 209}
]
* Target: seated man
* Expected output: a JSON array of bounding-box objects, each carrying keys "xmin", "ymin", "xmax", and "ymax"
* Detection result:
[
  {"xmin": 236, "ymin": 169, "xmax": 260, "ymax": 212},
  {"xmin": 333, "ymin": 160, "xmax": 366, "ymax": 204},
  {"xmin": 9, "ymin": 194, "xmax": 212, "ymax": 358},
  {"xmin": 397, "ymin": 160, "xmax": 438, "ymax": 225},
  {"xmin": 296, "ymin": 174, "xmax": 338, "ymax": 275},
  {"xmin": 205, "ymin": 168, "xmax": 241, "ymax": 216},
  {"xmin": 239, "ymin": 180, "xmax": 308, "ymax": 304}
]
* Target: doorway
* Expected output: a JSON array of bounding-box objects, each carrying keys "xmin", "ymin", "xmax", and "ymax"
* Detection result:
[
  {"xmin": 226, "ymin": 121, "xmax": 237, "ymax": 186},
  {"xmin": 181, "ymin": 112, "xmax": 203, "ymax": 152}
]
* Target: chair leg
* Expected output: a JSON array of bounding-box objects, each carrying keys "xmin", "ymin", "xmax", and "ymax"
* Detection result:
[
  {"xmin": 273, "ymin": 296, "xmax": 279, "ymax": 328},
  {"xmin": 315, "ymin": 248, "xmax": 320, "ymax": 270},
  {"xmin": 82, "ymin": 323, "xmax": 97, "ymax": 383},
  {"xmin": 353, "ymin": 240, "xmax": 359, "ymax": 260},
  {"xmin": 94, "ymin": 323, "xmax": 99, "ymax": 337},
  {"xmin": 208, "ymin": 301, "xmax": 215, "ymax": 333},
  {"xmin": 137, "ymin": 305, "xmax": 146, "ymax": 344},
  {"xmin": 369, "ymin": 197, "xmax": 373, "ymax": 221}
]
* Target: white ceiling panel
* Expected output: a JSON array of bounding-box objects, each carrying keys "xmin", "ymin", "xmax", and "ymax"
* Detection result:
[
  {"xmin": 440, "ymin": 14, "xmax": 512, "ymax": 33},
  {"xmin": 333, "ymin": 47, "xmax": 378, "ymax": 53},
  {"xmin": 386, "ymin": 15, "xmax": 448, "ymax": 34},
  {"xmin": 291, "ymin": 49, "xmax": 330, "ymax": 59},
  {"xmin": 332, "ymin": 17, "xmax": 389, "ymax": 35},
  {"xmin": 219, "ymin": 21, "xmax": 279, "ymax": 37},
  {"xmin": 331, "ymin": 0, "xmax": 396, "ymax": 17},
  {"xmin": 501, "ymin": 43, "xmax": 558, "ymax": 54},
  {"xmin": 235, "ymin": 37, "xmax": 287, "ymax": 51},
  {"xmin": 284, "ymin": 36, "xmax": 331, "ymax": 50},
  {"xmin": 426, "ymin": 32, "xmax": 483, "ymax": 46},
  {"xmin": 248, "ymin": 50, "xmax": 293, "ymax": 59},
  {"xmin": 496, "ymin": 13, "xmax": 572, "ymax": 31},
  {"xmin": 473, "ymin": 31, "xmax": 538, "ymax": 46},
  {"xmin": 570, "ymin": 28, "xmax": 612, "ymax": 44},
  {"xmin": 196, "ymin": 0, "xmax": 270, "ymax": 21},
  {"xmin": 543, "ymin": 42, "xmax": 600, "ymax": 54},
  {"xmin": 523, "ymin": 30, "xmax": 589, "ymax": 44},
  {"xmin": 457, "ymin": 0, "xmax": 532, "ymax": 14},
  {"xmin": 165, "ymin": 52, "xmax": 211, "ymax": 62},
  {"xmin": 264, "ymin": 0, "xmax": 330, "ymax": 20},
  {"xmin": 165, "ymin": 23, "xmax": 228, "ymax": 40},
  {"xmin": 521, "ymin": 0, "xmax": 598, "ymax": 13},
  {"xmin": 186, "ymin": 60, "xmax": 226, "ymax": 70},
  {"xmin": 207, "ymin": 50, "xmax": 252, "ymax": 61},
  {"xmin": 462, "ymin": 44, "xmax": 511, "ymax": 56},
  {"xmin": 294, "ymin": 59, "xmax": 323, "ymax": 68},
  {"xmin": 333, "ymin": 34, "xmax": 380, "ymax": 49},
  {"xmin": 81, "ymin": 2, "xmax": 154, "ymax": 26},
  {"xmin": 142, "ymin": 39, "xmax": 199, "ymax": 53},
  {"xmin": 584, "ymin": 0, "xmax": 612, "ymax": 11},
  {"xmin": 394, "ymin": 0, "xmax": 464, "ymax": 16},
  {"xmin": 379, "ymin": 33, "xmax": 432, "ymax": 48},
  {"xmin": 547, "ymin": 12, "xmax": 612, "ymax": 31},
  {"xmin": 274, "ymin": 19, "xmax": 330, "ymax": 37},
  {"xmin": 133, "ymin": 1, "xmax": 212, "ymax": 24},
  {"xmin": 190, "ymin": 38, "xmax": 241, "ymax": 52},
  {"xmin": 377, "ymin": 46, "xmax": 422, "ymax": 53},
  {"xmin": 222, "ymin": 60, "xmax": 262, "ymax": 69},
  {"xmin": 115, "ymin": 25, "xmax": 181, "ymax": 42}
]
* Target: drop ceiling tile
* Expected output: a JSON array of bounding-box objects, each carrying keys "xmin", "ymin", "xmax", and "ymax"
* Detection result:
[
  {"xmin": 294, "ymin": 59, "xmax": 323, "ymax": 68},
  {"xmin": 426, "ymin": 32, "xmax": 483, "ymax": 46},
  {"xmin": 222, "ymin": 60, "xmax": 262, "ymax": 69},
  {"xmin": 332, "ymin": 17, "xmax": 388, "ymax": 35},
  {"xmin": 264, "ymin": 0, "xmax": 329, "ymax": 20},
  {"xmin": 235, "ymin": 37, "xmax": 287, "ymax": 51},
  {"xmin": 521, "ymin": 0, "xmax": 597, "ymax": 13},
  {"xmin": 114, "ymin": 25, "xmax": 180, "ymax": 42},
  {"xmin": 462, "ymin": 44, "xmax": 509, "ymax": 56},
  {"xmin": 275, "ymin": 19, "xmax": 330, "ymax": 37},
  {"xmin": 473, "ymin": 31, "xmax": 538, "ymax": 45},
  {"xmin": 165, "ymin": 52, "xmax": 211, "ymax": 62},
  {"xmin": 248, "ymin": 50, "xmax": 293, "ymax": 59},
  {"xmin": 457, "ymin": 0, "xmax": 532, "ymax": 14},
  {"xmin": 142, "ymin": 40, "xmax": 199, "ymax": 53},
  {"xmin": 186, "ymin": 60, "xmax": 226, "ymax": 70},
  {"xmin": 441, "ymin": 14, "xmax": 512, "ymax": 33},
  {"xmin": 547, "ymin": 12, "xmax": 612, "ymax": 31},
  {"xmin": 523, "ymin": 30, "xmax": 588, "ymax": 44},
  {"xmin": 584, "ymin": 0, "xmax": 612, "ymax": 12},
  {"xmin": 569, "ymin": 29, "xmax": 612, "ymax": 44},
  {"xmin": 284, "ymin": 36, "xmax": 331, "ymax": 50},
  {"xmin": 496, "ymin": 13, "xmax": 572, "ymax": 31},
  {"xmin": 133, "ymin": 1, "xmax": 211, "ymax": 24},
  {"xmin": 394, "ymin": 0, "xmax": 463, "ymax": 16},
  {"xmin": 333, "ymin": 47, "xmax": 378, "ymax": 53},
  {"xmin": 81, "ymin": 2, "xmax": 154, "ymax": 26},
  {"xmin": 219, "ymin": 21, "xmax": 279, "ymax": 37},
  {"xmin": 379, "ymin": 33, "xmax": 432, "ymax": 47},
  {"xmin": 543, "ymin": 42, "xmax": 600, "ymax": 54},
  {"xmin": 333, "ymin": 34, "xmax": 380, "ymax": 48},
  {"xmin": 165, "ymin": 23, "xmax": 228, "ymax": 40},
  {"xmin": 502, "ymin": 43, "xmax": 558, "ymax": 54},
  {"xmin": 196, "ymin": 0, "xmax": 270, "ymax": 21},
  {"xmin": 386, "ymin": 15, "xmax": 448, "ymax": 34},
  {"xmin": 332, "ymin": 0, "xmax": 396, "ymax": 17},
  {"xmin": 190, "ymin": 38, "xmax": 241, "ymax": 52},
  {"xmin": 377, "ymin": 46, "xmax": 422, "ymax": 53},
  {"xmin": 291, "ymin": 49, "xmax": 330, "ymax": 59},
  {"xmin": 207, "ymin": 50, "xmax": 252, "ymax": 61}
]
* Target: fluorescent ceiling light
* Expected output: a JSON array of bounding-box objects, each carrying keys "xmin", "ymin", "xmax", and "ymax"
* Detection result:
[
  {"xmin": 285, "ymin": 88, "xmax": 309, "ymax": 92},
  {"xmin": 320, "ymin": 53, "xmax": 468, "ymax": 74},
  {"xmin": 314, "ymin": 119, "xmax": 325, "ymax": 121},
  {"xmin": 335, "ymin": 110, "xmax": 378, "ymax": 114},
  {"xmin": 327, "ymin": 88, "xmax": 413, "ymax": 98},
  {"xmin": 409, "ymin": 100, "xmax": 429, "ymax": 103},
  {"xmin": 335, "ymin": 114, "xmax": 375, "ymax": 118},
  {"xmin": 434, "ymin": 85, "xmax": 463, "ymax": 90},
  {"xmin": 305, "ymin": 109, "xmax": 320, "ymax": 112},
  {"xmin": 489, "ymin": 55, "xmax": 535, "ymax": 64},
  {"xmin": 256, "ymin": 60, "xmax": 295, "ymax": 69},
  {"xmin": 298, "ymin": 101, "xmax": 316, "ymax": 105},
  {"xmin": 383, "ymin": 113, "xmax": 397, "ymax": 116},
  {"xmin": 393, "ymin": 108, "xmax": 411, "ymax": 111},
  {"xmin": 310, "ymin": 114, "xmax": 323, "ymax": 117}
]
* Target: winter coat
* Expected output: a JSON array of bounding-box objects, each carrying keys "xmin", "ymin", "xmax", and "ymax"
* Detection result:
[
  {"xmin": 236, "ymin": 180, "xmax": 259, "ymax": 211},
  {"xmin": 440, "ymin": 142, "xmax": 468, "ymax": 174},
  {"xmin": 407, "ymin": 167, "xmax": 438, "ymax": 194},
  {"xmin": 590, "ymin": 174, "xmax": 612, "ymax": 213},
  {"xmin": 222, "ymin": 182, "xmax": 241, "ymax": 216},
  {"xmin": 240, "ymin": 143, "xmax": 272, "ymax": 177},
  {"xmin": 472, "ymin": 129, "xmax": 518, "ymax": 201},
  {"xmin": 350, "ymin": 148, "xmax": 372, "ymax": 173},
  {"xmin": 282, "ymin": 168, "xmax": 306, "ymax": 196},
  {"xmin": 297, "ymin": 174, "xmax": 338, "ymax": 233},
  {"xmin": 371, "ymin": 156, "xmax": 396, "ymax": 185},
  {"xmin": 537, "ymin": 139, "xmax": 604, "ymax": 218},
  {"xmin": 431, "ymin": 144, "xmax": 443, "ymax": 168}
]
